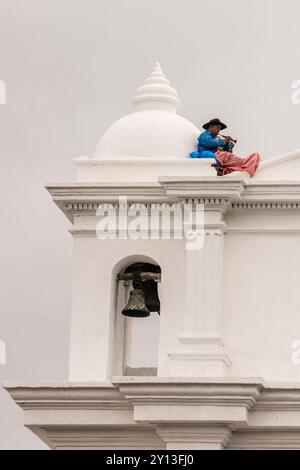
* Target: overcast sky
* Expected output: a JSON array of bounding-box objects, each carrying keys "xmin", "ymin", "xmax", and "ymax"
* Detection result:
[{"xmin": 0, "ymin": 0, "xmax": 299, "ymax": 449}]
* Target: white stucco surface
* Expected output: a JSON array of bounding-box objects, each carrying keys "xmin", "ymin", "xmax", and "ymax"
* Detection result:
[{"xmin": 94, "ymin": 110, "xmax": 199, "ymax": 160}]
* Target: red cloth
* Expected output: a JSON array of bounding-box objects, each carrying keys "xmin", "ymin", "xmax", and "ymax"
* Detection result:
[{"xmin": 215, "ymin": 150, "xmax": 261, "ymax": 177}]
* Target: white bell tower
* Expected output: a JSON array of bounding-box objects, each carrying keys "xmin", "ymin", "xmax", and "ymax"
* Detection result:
[
  {"xmin": 7, "ymin": 64, "xmax": 300, "ymax": 450},
  {"xmin": 48, "ymin": 62, "xmax": 233, "ymax": 382}
]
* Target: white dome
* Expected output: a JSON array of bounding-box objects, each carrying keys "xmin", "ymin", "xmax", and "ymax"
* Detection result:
[
  {"xmin": 94, "ymin": 63, "xmax": 200, "ymax": 160},
  {"xmin": 94, "ymin": 110, "xmax": 199, "ymax": 160}
]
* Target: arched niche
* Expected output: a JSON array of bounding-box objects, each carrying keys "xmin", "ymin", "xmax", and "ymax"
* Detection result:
[{"xmin": 110, "ymin": 255, "xmax": 161, "ymax": 377}]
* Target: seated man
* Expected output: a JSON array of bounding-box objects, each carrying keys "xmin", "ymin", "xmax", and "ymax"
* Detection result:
[{"xmin": 189, "ymin": 118, "xmax": 261, "ymax": 177}]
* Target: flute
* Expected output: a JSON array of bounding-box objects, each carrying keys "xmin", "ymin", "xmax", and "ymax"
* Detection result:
[{"xmin": 219, "ymin": 134, "xmax": 237, "ymax": 144}]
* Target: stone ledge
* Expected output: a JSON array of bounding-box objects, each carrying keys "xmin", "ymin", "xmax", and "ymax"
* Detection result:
[{"xmin": 6, "ymin": 378, "xmax": 300, "ymax": 449}]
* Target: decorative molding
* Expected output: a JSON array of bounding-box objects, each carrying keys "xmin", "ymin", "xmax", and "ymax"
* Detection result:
[
  {"xmin": 253, "ymin": 388, "xmax": 300, "ymax": 411},
  {"xmin": 131, "ymin": 62, "xmax": 180, "ymax": 113},
  {"xmin": 158, "ymin": 176, "xmax": 247, "ymax": 201},
  {"xmin": 177, "ymin": 335, "xmax": 225, "ymax": 344},
  {"xmin": 228, "ymin": 430, "xmax": 300, "ymax": 450},
  {"xmin": 231, "ymin": 201, "xmax": 300, "ymax": 210},
  {"xmin": 70, "ymin": 225, "xmax": 227, "ymax": 238},
  {"xmin": 114, "ymin": 380, "xmax": 262, "ymax": 409},
  {"xmin": 169, "ymin": 337, "xmax": 232, "ymax": 378},
  {"xmin": 8, "ymin": 380, "xmax": 300, "ymax": 449},
  {"xmin": 38, "ymin": 426, "xmax": 165, "ymax": 450},
  {"xmin": 46, "ymin": 179, "xmax": 300, "ymax": 224},
  {"xmin": 227, "ymin": 228, "xmax": 300, "ymax": 236},
  {"xmin": 5, "ymin": 384, "xmax": 130, "ymax": 411},
  {"xmin": 242, "ymin": 182, "xmax": 300, "ymax": 202}
]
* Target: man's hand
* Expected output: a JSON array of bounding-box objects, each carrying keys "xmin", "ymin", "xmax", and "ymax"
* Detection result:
[{"xmin": 224, "ymin": 136, "xmax": 231, "ymax": 143}]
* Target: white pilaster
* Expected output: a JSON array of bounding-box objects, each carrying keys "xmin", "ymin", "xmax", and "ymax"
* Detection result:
[{"xmin": 168, "ymin": 199, "xmax": 231, "ymax": 377}]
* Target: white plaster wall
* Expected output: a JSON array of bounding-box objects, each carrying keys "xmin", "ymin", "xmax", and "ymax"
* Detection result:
[
  {"xmin": 69, "ymin": 232, "xmax": 185, "ymax": 381},
  {"xmin": 75, "ymin": 158, "xmax": 216, "ymax": 182},
  {"xmin": 223, "ymin": 211, "xmax": 300, "ymax": 381}
]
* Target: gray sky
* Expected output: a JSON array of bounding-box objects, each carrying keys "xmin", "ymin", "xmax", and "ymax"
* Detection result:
[{"xmin": 0, "ymin": 0, "xmax": 299, "ymax": 449}]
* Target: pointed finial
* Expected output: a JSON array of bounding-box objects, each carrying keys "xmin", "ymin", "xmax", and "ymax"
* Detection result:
[{"xmin": 132, "ymin": 62, "xmax": 180, "ymax": 113}]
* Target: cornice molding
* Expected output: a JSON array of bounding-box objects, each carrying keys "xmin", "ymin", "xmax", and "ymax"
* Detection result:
[
  {"xmin": 46, "ymin": 179, "xmax": 300, "ymax": 222},
  {"xmin": 7, "ymin": 379, "xmax": 300, "ymax": 449},
  {"xmin": 45, "ymin": 426, "xmax": 165, "ymax": 450},
  {"xmin": 231, "ymin": 201, "xmax": 300, "ymax": 210},
  {"xmin": 4, "ymin": 384, "xmax": 129, "ymax": 411},
  {"xmin": 157, "ymin": 176, "xmax": 247, "ymax": 200},
  {"xmin": 253, "ymin": 388, "xmax": 300, "ymax": 411},
  {"xmin": 114, "ymin": 380, "xmax": 262, "ymax": 410},
  {"xmin": 228, "ymin": 430, "xmax": 300, "ymax": 450},
  {"xmin": 227, "ymin": 228, "xmax": 300, "ymax": 236}
]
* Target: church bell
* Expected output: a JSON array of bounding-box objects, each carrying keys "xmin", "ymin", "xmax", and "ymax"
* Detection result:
[
  {"xmin": 121, "ymin": 288, "xmax": 150, "ymax": 318},
  {"xmin": 117, "ymin": 262, "xmax": 161, "ymax": 318}
]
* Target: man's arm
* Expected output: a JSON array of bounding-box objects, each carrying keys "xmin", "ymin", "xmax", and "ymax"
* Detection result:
[{"xmin": 199, "ymin": 132, "xmax": 225, "ymax": 150}]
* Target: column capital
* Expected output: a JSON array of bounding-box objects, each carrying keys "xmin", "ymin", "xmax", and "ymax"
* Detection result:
[{"xmin": 158, "ymin": 175, "xmax": 248, "ymax": 208}]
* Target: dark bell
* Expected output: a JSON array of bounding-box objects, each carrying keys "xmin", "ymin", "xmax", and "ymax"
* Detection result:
[
  {"xmin": 118, "ymin": 262, "xmax": 161, "ymax": 318},
  {"xmin": 122, "ymin": 288, "xmax": 150, "ymax": 318}
]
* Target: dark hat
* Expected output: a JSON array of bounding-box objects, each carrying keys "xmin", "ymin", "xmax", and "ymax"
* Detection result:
[{"xmin": 202, "ymin": 118, "xmax": 227, "ymax": 131}]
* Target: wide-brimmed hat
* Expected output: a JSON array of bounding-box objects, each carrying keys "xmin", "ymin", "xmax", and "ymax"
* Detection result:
[{"xmin": 202, "ymin": 118, "xmax": 227, "ymax": 131}]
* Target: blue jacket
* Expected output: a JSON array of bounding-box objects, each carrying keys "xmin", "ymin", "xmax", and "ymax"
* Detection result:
[
  {"xmin": 189, "ymin": 130, "xmax": 233, "ymax": 161},
  {"xmin": 198, "ymin": 130, "xmax": 232, "ymax": 154}
]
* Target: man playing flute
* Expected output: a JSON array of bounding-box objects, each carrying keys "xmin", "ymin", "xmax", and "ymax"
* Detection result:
[{"xmin": 189, "ymin": 118, "xmax": 261, "ymax": 177}]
